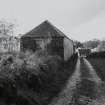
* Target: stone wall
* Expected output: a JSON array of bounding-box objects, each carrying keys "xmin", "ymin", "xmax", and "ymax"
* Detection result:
[
  {"xmin": 21, "ymin": 37, "xmax": 64, "ymax": 59},
  {"xmin": 20, "ymin": 37, "xmax": 37, "ymax": 52}
]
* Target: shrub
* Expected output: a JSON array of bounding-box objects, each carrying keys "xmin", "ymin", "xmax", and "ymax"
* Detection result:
[
  {"xmin": 87, "ymin": 51, "xmax": 105, "ymax": 58},
  {"xmin": 0, "ymin": 51, "xmax": 78, "ymax": 105}
]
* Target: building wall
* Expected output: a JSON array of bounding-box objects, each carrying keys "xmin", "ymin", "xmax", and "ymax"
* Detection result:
[
  {"xmin": 64, "ymin": 38, "xmax": 74, "ymax": 61},
  {"xmin": 20, "ymin": 37, "xmax": 37, "ymax": 52},
  {"xmin": 21, "ymin": 37, "xmax": 64, "ymax": 58},
  {"xmin": 21, "ymin": 37, "xmax": 74, "ymax": 61},
  {"xmin": 47, "ymin": 37, "xmax": 64, "ymax": 58}
]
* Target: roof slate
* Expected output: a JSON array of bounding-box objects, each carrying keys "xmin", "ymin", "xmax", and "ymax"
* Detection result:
[{"xmin": 22, "ymin": 20, "xmax": 67, "ymax": 38}]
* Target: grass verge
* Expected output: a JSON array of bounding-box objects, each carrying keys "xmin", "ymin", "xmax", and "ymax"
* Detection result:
[{"xmin": 87, "ymin": 58, "xmax": 105, "ymax": 81}]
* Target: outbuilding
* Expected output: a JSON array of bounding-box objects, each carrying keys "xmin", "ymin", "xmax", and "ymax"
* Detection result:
[{"xmin": 20, "ymin": 20, "xmax": 74, "ymax": 61}]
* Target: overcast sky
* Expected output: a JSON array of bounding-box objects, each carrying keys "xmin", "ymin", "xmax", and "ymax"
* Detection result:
[{"xmin": 0, "ymin": 0, "xmax": 105, "ymax": 42}]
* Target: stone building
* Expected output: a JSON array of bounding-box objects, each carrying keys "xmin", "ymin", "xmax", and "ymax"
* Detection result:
[{"xmin": 20, "ymin": 20, "xmax": 74, "ymax": 61}]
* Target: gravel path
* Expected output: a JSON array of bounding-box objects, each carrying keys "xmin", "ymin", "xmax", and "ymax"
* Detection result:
[{"xmin": 49, "ymin": 57, "xmax": 105, "ymax": 105}]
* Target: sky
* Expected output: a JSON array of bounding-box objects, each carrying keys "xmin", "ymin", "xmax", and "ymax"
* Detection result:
[{"xmin": 0, "ymin": 0, "xmax": 105, "ymax": 42}]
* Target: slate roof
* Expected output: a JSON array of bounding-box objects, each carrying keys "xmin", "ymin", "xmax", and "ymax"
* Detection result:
[{"xmin": 22, "ymin": 20, "xmax": 68, "ymax": 38}]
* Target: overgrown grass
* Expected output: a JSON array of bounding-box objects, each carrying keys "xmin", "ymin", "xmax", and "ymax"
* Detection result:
[
  {"xmin": 87, "ymin": 51, "xmax": 105, "ymax": 81},
  {"xmin": 86, "ymin": 57, "xmax": 105, "ymax": 105},
  {"xmin": 87, "ymin": 51, "xmax": 105, "ymax": 58},
  {"xmin": 0, "ymin": 50, "xmax": 78, "ymax": 105},
  {"xmin": 87, "ymin": 58, "xmax": 105, "ymax": 81}
]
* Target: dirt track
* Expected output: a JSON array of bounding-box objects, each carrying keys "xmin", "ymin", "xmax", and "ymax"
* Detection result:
[{"xmin": 49, "ymin": 57, "xmax": 105, "ymax": 105}]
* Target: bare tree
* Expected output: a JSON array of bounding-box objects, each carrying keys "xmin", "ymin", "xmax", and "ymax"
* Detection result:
[
  {"xmin": 74, "ymin": 40, "xmax": 83, "ymax": 48},
  {"xmin": 0, "ymin": 20, "xmax": 20, "ymax": 52},
  {"xmin": 0, "ymin": 20, "xmax": 15, "ymax": 36}
]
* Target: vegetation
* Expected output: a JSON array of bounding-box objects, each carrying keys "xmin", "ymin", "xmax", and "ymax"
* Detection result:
[
  {"xmin": 83, "ymin": 39, "xmax": 100, "ymax": 49},
  {"xmin": 87, "ymin": 58, "xmax": 105, "ymax": 81},
  {"xmin": 87, "ymin": 51, "xmax": 105, "ymax": 58},
  {"xmin": 74, "ymin": 40, "xmax": 83, "ymax": 48},
  {"xmin": 0, "ymin": 50, "xmax": 78, "ymax": 105},
  {"xmin": 0, "ymin": 20, "xmax": 15, "ymax": 36},
  {"xmin": 87, "ymin": 51, "xmax": 105, "ymax": 81}
]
